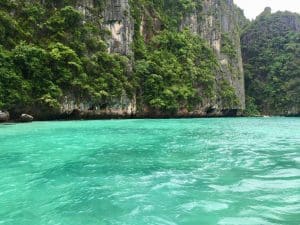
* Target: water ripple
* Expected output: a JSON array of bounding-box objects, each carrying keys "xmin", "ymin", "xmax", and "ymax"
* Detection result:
[{"xmin": 0, "ymin": 118, "xmax": 299, "ymax": 225}]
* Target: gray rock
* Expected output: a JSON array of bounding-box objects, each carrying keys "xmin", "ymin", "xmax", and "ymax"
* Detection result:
[
  {"xmin": 0, "ymin": 111, "xmax": 10, "ymax": 122},
  {"xmin": 103, "ymin": 0, "xmax": 133, "ymax": 56},
  {"xmin": 180, "ymin": 0, "xmax": 245, "ymax": 111},
  {"xmin": 19, "ymin": 114, "xmax": 34, "ymax": 122}
]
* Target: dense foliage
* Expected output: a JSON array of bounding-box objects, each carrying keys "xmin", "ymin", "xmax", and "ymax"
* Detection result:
[
  {"xmin": 242, "ymin": 10, "xmax": 300, "ymax": 115},
  {"xmin": 0, "ymin": 0, "xmax": 131, "ymax": 114},
  {"xmin": 134, "ymin": 30, "xmax": 217, "ymax": 112},
  {"xmin": 130, "ymin": 0, "xmax": 239, "ymax": 113},
  {"xmin": 1, "ymin": 0, "xmax": 265, "ymax": 117},
  {"xmin": 0, "ymin": 0, "xmax": 224, "ymax": 116}
]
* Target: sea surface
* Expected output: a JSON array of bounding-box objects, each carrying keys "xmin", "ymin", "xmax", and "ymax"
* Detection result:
[{"xmin": 0, "ymin": 118, "xmax": 299, "ymax": 225}]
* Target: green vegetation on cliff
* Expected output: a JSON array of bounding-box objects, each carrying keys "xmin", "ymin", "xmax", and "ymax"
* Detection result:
[
  {"xmin": 131, "ymin": 0, "xmax": 243, "ymax": 113},
  {"xmin": 131, "ymin": 0, "xmax": 217, "ymax": 112},
  {"xmin": 6, "ymin": 1, "xmax": 296, "ymax": 118},
  {"xmin": 0, "ymin": 0, "xmax": 131, "ymax": 114},
  {"xmin": 1, "ymin": 0, "xmax": 225, "ymax": 116},
  {"xmin": 134, "ymin": 30, "xmax": 217, "ymax": 112},
  {"xmin": 242, "ymin": 10, "xmax": 300, "ymax": 115}
]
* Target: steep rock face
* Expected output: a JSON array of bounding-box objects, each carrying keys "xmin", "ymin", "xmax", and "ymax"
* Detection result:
[
  {"xmin": 74, "ymin": 0, "xmax": 247, "ymax": 117},
  {"xmin": 57, "ymin": 0, "xmax": 136, "ymax": 118},
  {"xmin": 241, "ymin": 10, "xmax": 300, "ymax": 115},
  {"xmin": 104, "ymin": 0, "xmax": 133, "ymax": 55},
  {"xmin": 60, "ymin": 93, "xmax": 136, "ymax": 119},
  {"xmin": 0, "ymin": 0, "xmax": 247, "ymax": 119},
  {"xmin": 181, "ymin": 0, "xmax": 245, "ymax": 110}
]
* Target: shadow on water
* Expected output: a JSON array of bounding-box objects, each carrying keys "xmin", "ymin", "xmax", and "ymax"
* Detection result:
[{"xmin": 0, "ymin": 123, "xmax": 17, "ymax": 126}]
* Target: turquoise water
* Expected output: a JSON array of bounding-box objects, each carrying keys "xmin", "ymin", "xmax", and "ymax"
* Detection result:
[{"xmin": 0, "ymin": 118, "xmax": 299, "ymax": 225}]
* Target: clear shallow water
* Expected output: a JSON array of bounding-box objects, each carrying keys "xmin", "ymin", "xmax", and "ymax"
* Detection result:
[{"xmin": 0, "ymin": 118, "xmax": 299, "ymax": 225}]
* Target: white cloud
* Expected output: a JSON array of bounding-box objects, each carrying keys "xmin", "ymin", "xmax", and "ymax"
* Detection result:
[{"xmin": 233, "ymin": 0, "xmax": 300, "ymax": 20}]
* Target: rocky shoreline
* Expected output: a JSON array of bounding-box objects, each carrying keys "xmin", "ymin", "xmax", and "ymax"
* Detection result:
[
  {"xmin": 0, "ymin": 109, "xmax": 241, "ymax": 123},
  {"xmin": 0, "ymin": 111, "xmax": 34, "ymax": 123},
  {"xmin": 0, "ymin": 109, "xmax": 298, "ymax": 123}
]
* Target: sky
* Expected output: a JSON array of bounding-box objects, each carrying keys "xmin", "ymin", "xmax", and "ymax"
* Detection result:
[{"xmin": 233, "ymin": 0, "xmax": 300, "ymax": 20}]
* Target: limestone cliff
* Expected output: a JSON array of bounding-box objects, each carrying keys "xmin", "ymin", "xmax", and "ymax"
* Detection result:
[
  {"xmin": 241, "ymin": 9, "xmax": 300, "ymax": 116},
  {"xmin": 61, "ymin": 0, "xmax": 247, "ymax": 118},
  {"xmin": 0, "ymin": 0, "xmax": 248, "ymax": 120},
  {"xmin": 180, "ymin": 0, "xmax": 246, "ymax": 112},
  {"xmin": 103, "ymin": 0, "xmax": 133, "ymax": 55}
]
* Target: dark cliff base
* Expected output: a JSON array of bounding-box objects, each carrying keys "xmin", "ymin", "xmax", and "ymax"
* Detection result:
[
  {"xmin": 3, "ymin": 113, "xmax": 299, "ymax": 123},
  {"xmin": 3, "ymin": 109, "xmax": 299, "ymax": 123},
  {"xmin": 3, "ymin": 109, "xmax": 245, "ymax": 122}
]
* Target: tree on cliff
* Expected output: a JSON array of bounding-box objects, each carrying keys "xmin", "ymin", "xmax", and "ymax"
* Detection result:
[{"xmin": 241, "ymin": 9, "xmax": 300, "ymax": 115}]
